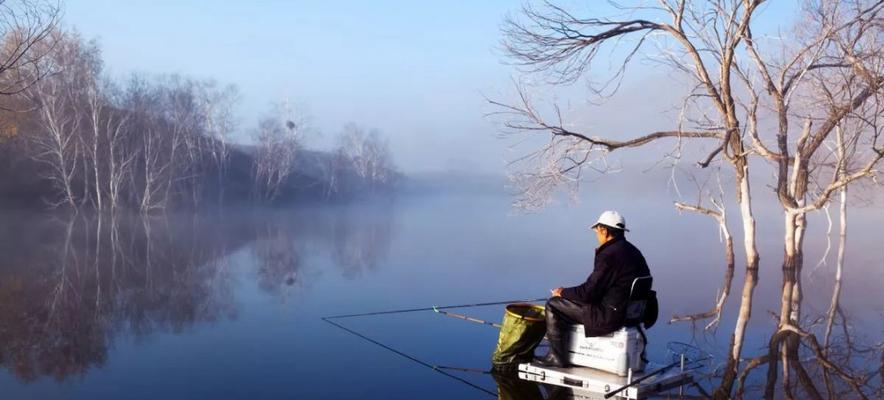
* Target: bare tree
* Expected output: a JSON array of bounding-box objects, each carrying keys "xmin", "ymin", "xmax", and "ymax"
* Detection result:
[
  {"xmin": 196, "ymin": 81, "xmax": 238, "ymax": 204},
  {"xmin": 251, "ymin": 109, "xmax": 304, "ymax": 202},
  {"xmin": 157, "ymin": 76, "xmax": 203, "ymax": 208},
  {"xmin": 84, "ymin": 80, "xmax": 105, "ymax": 211},
  {"xmin": 119, "ymin": 75, "xmax": 232, "ymax": 212},
  {"xmin": 27, "ymin": 64, "xmax": 79, "ymax": 208},
  {"xmin": 756, "ymin": 4, "xmax": 883, "ymax": 396},
  {"xmin": 119, "ymin": 75, "xmax": 169, "ymax": 213},
  {"xmin": 336, "ymin": 123, "xmax": 395, "ymax": 190},
  {"xmin": 497, "ymin": 4, "xmax": 758, "ymax": 397},
  {"xmin": 23, "ymin": 30, "xmax": 100, "ymax": 208},
  {"xmin": 0, "ymin": 0, "xmax": 60, "ymax": 100},
  {"xmin": 319, "ymin": 151, "xmax": 343, "ymax": 200},
  {"xmin": 102, "ymin": 101, "xmax": 135, "ymax": 213},
  {"xmin": 496, "ymin": 1, "xmax": 882, "ymax": 398}
]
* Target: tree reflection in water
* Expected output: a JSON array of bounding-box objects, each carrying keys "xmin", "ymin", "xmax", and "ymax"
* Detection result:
[
  {"xmin": 0, "ymin": 203, "xmax": 395, "ymax": 383},
  {"xmin": 252, "ymin": 221, "xmax": 301, "ymax": 296},
  {"xmin": 332, "ymin": 205, "xmax": 393, "ymax": 279}
]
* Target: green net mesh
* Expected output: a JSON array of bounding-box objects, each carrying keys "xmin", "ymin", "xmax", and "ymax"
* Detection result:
[{"xmin": 491, "ymin": 303, "xmax": 547, "ymax": 369}]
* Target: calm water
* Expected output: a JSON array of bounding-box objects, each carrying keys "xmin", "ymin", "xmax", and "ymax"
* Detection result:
[{"xmin": 1, "ymin": 191, "xmax": 882, "ymax": 399}]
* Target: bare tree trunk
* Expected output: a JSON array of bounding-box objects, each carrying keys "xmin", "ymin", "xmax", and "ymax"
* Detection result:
[
  {"xmin": 88, "ymin": 89, "xmax": 104, "ymax": 212},
  {"xmin": 716, "ymin": 163, "xmax": 760, "ymax": 400},
  {"xmin": 107, "ymin": 114, "xmax": 134, "ymax": 213},
  {"xmin": 162, "ymin": 125, "xmax": 183, "ymax": 208},
  {"xmin": 28, "ymin": 77, "xmax": 81, "ymax": 209}
]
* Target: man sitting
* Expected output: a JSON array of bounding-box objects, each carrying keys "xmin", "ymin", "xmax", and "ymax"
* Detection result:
[{"xmin": 536, "ymin": 210, "xmax": 652, "ymax": 368}]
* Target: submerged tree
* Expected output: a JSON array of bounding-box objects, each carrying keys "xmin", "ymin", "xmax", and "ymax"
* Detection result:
[
  {"xmin": 22, "ymin": 30, "xmax": 100, "ymax": 208},
  {"xmin": 496, "ymin": 1, "xmax": 882, "ymax": 398},
  {"xmin": 121, "ymin": 75, "xmax": 239, "ymax": 212}
]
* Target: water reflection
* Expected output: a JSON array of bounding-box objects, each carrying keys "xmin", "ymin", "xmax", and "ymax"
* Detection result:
[
  {"xmin": 492, "ymin": 371, "xmax": 630, "ymax": 400},
  {"xmin": 493, "ymin": 372, "xmax": 544, "ymax": 400},
  {"xmin": 252, "ymin": 220, "xmax": 304, "ymax": 295},
  {"xmin": 2, "ymin": 195, "xmax": 880, "ymax": 398},
  {"xmin": 0, "ymin": 204, "xmax": 395, "ymax": 383},
  {"xmin": 332, "ymin": 206, "xmax": 393, "ymax": 278}
]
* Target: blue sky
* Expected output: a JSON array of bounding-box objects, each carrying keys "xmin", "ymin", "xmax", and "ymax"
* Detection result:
[{"xmin": 63, "ymin": 1, "xmax": 798, "ymax": 174}]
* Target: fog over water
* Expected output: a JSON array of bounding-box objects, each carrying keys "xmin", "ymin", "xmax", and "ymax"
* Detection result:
[{"xmin": 1, "ymin": 184, "xmax": 881, "ymax": 399}]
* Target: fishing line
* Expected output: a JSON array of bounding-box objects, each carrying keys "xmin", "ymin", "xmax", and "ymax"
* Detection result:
[
  {"xmin": 320, "ymin": 297, "xmax": 547, "ymax": 396},
  {"xmin": 321, "ymin": 317, "xmax": 497, "ymax": 397},
  {"xmin": 322, "ymin": 297, "xmax": 546, "ymax": 320}
]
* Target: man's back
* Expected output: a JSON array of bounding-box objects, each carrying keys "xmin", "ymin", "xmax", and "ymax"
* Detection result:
[
  {"xmin": 597, "ymin": 238, "xmax": 651, "ymax": 311},
  {"xmin": 561, "ymin": 237, "xmax": 650, "ymax": 308},
  {"xmin": 559, "ymin": 236, "xmax": 651, "ymax": 337}
]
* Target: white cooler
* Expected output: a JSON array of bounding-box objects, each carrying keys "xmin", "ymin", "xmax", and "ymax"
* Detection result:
[{"xmin": 567, "ymin": 325, "xmax": 646, "ymax": 376}]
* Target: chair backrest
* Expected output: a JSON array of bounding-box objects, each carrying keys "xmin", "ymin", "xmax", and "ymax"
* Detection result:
[{"xmin": 624, "ymin": 276, "xmax": 653, "ymax": 324}]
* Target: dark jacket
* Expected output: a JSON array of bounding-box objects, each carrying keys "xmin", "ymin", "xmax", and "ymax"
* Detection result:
[{"xmin": 561, "ymin": 237, "xmax": 651, "ymax": 337}]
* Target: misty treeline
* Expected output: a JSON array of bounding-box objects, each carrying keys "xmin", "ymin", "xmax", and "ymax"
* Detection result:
[
  {"xmin": 498, "ymin": 1, "xmax": 882, "ymax": 399},
  {"xmin": 0, "ymin": 5, "xmax": 395, "ymax": 212}
]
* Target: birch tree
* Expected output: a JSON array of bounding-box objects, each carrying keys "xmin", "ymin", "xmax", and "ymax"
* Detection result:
[
  {"xmin": 196, "ymin": 81, "xmax": 238, "ymax": 204},
  {"xmin": 757, "ymin": 4, "xmax": 883, "ymax": 397},
  {"xmin": 27, "ymin": 65, "xmax": 79, "ymax": 208},
  {"xmin": 336, "ymin": 123, "xmax": 395, "ymax": 190},
  {"xmin": 251, "ymin": 110, "xmax": 304, "ymax": 202},
  {"xmin": 23, "ymin": 30, "xmax": 99, "ymax": 208}
]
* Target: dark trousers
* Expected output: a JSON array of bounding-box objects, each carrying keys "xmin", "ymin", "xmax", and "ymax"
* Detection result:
[{"xmin": 544, "ymin": 297, "xmax": 586, "ymax": 359}]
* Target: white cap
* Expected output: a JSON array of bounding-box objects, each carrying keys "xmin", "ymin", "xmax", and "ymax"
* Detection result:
[{"xmin": 590, "ymin": 210, "xmax": 629, "ymax": 232}]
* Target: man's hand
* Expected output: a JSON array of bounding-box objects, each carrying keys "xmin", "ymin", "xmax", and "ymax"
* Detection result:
[{"xmin": 550, "ymin": 287, "xmax": 563, "ymax": 297}]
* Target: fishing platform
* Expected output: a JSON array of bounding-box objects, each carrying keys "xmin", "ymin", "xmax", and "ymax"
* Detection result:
[
  {"xmin": 518, "ymin": 362, "xmax": 694, "ymax": 399},
  {"xmin": 514, "ymin": 324, "xmax": 699, "ymax": 398}
]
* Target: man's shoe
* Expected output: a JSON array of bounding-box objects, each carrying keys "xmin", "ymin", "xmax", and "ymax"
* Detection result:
[{"xmin": 534, "ymin": 351, "xmax": 569, "ymax": 368}]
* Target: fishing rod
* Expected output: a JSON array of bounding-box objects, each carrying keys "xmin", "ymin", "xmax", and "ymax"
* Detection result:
[
  {"xmin": 432, "ymin": 307, "xmax": 502, "ymax": 328},
  {"xmin": 323, "ymin": 297, "xmax": 546, "ymax": 320},
  {"xmin": 432, "ymin": 308, "xmax": 550, "ymax": 347}
]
